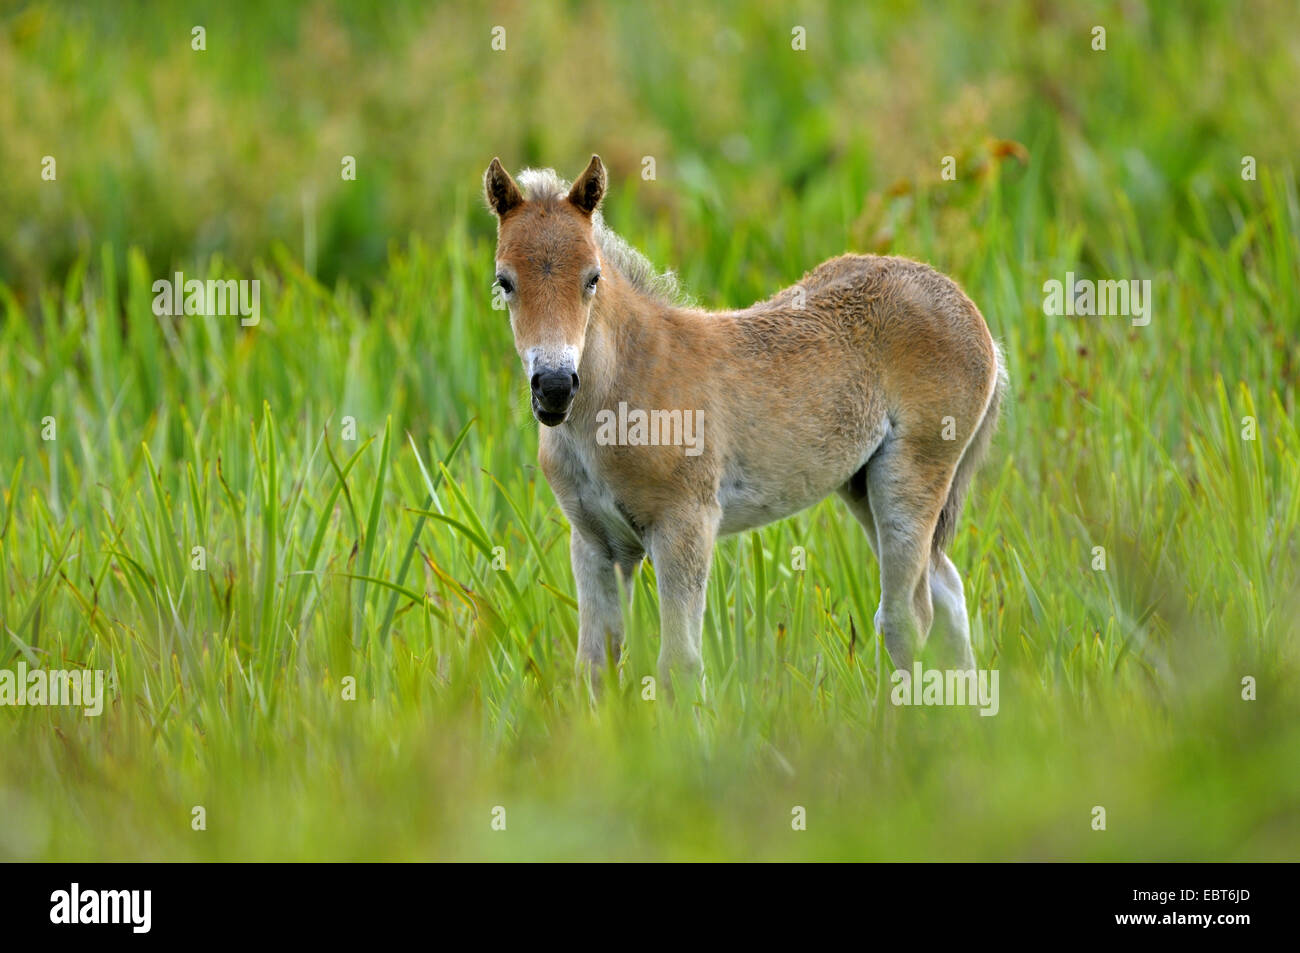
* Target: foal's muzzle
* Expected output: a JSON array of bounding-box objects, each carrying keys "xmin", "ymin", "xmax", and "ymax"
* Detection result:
[{"xmin": 531, "ymin": 367, "xmax": 579, "ymax": 426}]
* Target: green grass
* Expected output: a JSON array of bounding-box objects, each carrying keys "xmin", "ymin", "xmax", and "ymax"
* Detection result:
[{"xmin": 1, "ymin": 0, "xmax": 1298, "ymax": 860}]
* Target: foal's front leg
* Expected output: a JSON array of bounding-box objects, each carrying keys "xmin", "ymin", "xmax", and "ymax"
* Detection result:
[
  {"xmin": 649, "ymin": 505, "xmax": 719, "ymax": 696},
  {"xmin": 572, "ymin": 531, "xmax": 631, "ymax": 680}
]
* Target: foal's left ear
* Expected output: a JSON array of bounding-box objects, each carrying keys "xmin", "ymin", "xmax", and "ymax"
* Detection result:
[{"xmin": 567, "ymin": 154, "xmax": 606, "ymax": 216}]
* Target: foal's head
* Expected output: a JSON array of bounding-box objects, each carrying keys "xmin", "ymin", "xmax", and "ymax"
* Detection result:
[{"xmin": 484, "ymin": 155, "xmax": 607, "ymax": 426}]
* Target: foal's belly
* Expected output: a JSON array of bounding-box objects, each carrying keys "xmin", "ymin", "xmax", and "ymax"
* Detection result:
[
  {"xmin": 715, "ymin": 421, "xmax": 887, "ymax": 536},
  {"xmin": 717, "ymin": 486, "xmax": 820, "ymax": 535}
]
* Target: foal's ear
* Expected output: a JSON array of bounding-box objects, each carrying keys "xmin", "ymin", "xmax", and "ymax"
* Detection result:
[
  {"xmin": 484, "ymin": 157, "xmax": 524, "ymax": 218},
  {"xmin": 567, "ymin": 154, "xmax": 606, "ymax": 216}
]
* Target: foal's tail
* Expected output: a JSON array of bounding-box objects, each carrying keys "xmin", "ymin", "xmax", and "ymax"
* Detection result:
[{"xmin": 933, "ymin": 340, "xmax": 1008, "ymax": 556}]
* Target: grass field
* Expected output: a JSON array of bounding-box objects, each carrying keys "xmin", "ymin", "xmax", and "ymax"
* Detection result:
[{"xmin": 1, "ymin": 1, "xmax": 1298, "ymax": 861}]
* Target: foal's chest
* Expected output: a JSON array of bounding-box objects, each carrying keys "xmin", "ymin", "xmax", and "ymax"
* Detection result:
[{"xmin": 542, "ymin": 431, "xmax": 646, "ymax": 556}]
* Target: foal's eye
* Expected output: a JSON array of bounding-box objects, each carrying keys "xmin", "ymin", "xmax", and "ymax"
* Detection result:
[
  {"xmin": 495, "ymin": 274, "xmax": 514, "ymax": 295},
  {"xmin": 585, "ymin": 273, "xmax": 600, "ymax": 293}
]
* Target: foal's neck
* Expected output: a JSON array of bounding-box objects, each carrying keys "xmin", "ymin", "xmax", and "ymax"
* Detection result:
[{"xmin": 574, "ymin": 267, "xmax": 665, "ymax": 420}]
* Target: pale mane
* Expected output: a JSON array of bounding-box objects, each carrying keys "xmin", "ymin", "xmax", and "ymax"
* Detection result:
[{"xmin": 514, "ymin": 167, "xmax": 688, "ymax": 305}]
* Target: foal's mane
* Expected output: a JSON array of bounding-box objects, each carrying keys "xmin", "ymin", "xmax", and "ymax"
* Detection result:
[{"xmin": 514, "ymin": 168, "xmax": 687, "ymax": 305}]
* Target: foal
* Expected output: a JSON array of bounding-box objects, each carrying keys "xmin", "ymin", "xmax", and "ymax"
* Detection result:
[{"xmin": 484, "ymin": 155, "xmax": 1006, "ymax": 692}]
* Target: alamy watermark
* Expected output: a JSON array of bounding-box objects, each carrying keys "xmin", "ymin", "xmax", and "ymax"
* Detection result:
[
  {"xmin": 890, "ymin": 663, "xmax": 999, "ymax": 716},
  {"xmin": 50, "ymin": 883, "xmax": 150, "ymax": 933},
  {"xmin": 1042, "ymin": 272, "xmax": 1151, "ymax": 326},
  {"xmin": 0, "ymin": 661, "xmax": 106, "ymax": 717},
  {"xmin": 152, "ymin": 271, "xmax": 260, "ymax": 326},
  {"xmin": 595, "ymin": 402, "xmax": 704, "ymax": 456}
]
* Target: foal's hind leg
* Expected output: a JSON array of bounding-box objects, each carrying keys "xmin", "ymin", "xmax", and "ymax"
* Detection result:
[
  {"xmin": 838, "ymin": 473, "xmax": 887, "ymax": 673},
  {"xmin": 864, "ymin": 438, "xmax": 954, "ymax": 673},
  {"xmin": 836, "ymin": 465, "xmax": 880, "ymax": 558},
  {"xmin": 840, "ymin": 467, "xmax": 976, "ymax": 671},
  {"xmin": 929, "ymin": 551, "xmax": 976, "ymax": 670}
]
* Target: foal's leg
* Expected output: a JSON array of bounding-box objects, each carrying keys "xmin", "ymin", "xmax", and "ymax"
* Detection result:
[
  {"xmin": 572, "ymin": 532, "xmax": 633, "ymax": 679},
  {"xmin": 842, "ymin": 471, "xmax": 975, "ymax": 670},
  {"xmin": 836, "ymin": 466, "xmax": 880, "ymax": 559},
  {"xmin": 649, "ymin": 505, "xmax": 719, "ymax": 697},
  {"xmin": 929, "ymin": 551, "xmax": 976, "ymax": 670},
  {"xmin": 865, "ymin": 440, "xmax": 952, "ymax": 673},
  {"xmin": 838, "ymin": 474, "xmax": 889, "ymax": 675}
]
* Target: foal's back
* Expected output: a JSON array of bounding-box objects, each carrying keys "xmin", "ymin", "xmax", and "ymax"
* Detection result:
[{"xmin": 719, "ymin": 253, "xmax": 996, "ymax": 436}]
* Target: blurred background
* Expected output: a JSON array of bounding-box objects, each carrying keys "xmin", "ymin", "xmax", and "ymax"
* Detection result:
[
  {"xmin": 1, "ymin": 1, "xmax": 1298, "ymax": 861},
  {"xmin": 3, "ymin": 0, "xmax": 1296, "ymax": 297}
]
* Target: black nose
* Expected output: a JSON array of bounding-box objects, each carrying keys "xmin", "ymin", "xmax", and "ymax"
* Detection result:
[{"xmin": 531, "ymin": 369, "xmax": 579, "ymax": 412}]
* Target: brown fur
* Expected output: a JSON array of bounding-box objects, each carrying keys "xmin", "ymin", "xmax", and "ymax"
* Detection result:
[{"xmin": 485, "ymin": 155, "xmax": 1005, "ymax": 690}]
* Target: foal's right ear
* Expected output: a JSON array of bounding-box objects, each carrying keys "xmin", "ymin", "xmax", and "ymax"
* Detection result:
[{"xmin": 484, "ymin": 157, "xmax": 524, "ymax": 218}]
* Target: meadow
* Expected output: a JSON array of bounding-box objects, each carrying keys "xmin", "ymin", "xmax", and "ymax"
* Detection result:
[{"xmin": 0, "ymin": 1, "xmax": 1298, "ymax": 860}]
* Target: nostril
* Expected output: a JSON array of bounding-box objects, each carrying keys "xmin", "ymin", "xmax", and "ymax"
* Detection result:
[{"xmin": 532, "ymin": 369, "xmax": 577, "ymax": 407}]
